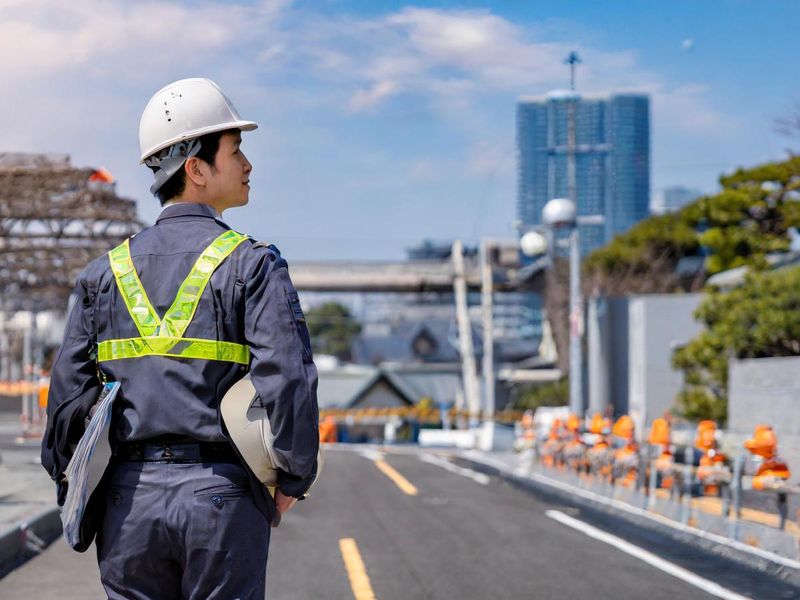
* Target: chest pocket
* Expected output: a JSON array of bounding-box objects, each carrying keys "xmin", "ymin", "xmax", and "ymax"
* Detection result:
[{"xmin": 287, "ymin": 290, "xmax": 313, "ymax": 363}]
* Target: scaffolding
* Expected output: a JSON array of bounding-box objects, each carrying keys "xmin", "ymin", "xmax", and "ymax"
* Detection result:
[
  {"xmin": 0, "ymin": 153, "xmax": 142, "ymax": 313},
  {"xmin": 0, "ymin": 153, "xmax": 143, "ymax": 438}
]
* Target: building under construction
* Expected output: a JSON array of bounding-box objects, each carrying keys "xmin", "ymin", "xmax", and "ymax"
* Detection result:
[{"xmin": 0, "ymin": 153, "xmax": 142, "ymax": 423}]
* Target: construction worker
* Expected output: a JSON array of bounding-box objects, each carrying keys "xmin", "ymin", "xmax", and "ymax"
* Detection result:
[{"xmin": 41, "ymin": 78, "xmax": 319, "ymax": 599}]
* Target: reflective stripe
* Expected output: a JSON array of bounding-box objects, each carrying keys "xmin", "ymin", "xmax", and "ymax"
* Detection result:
[
  {"xmin": 160, "ymin": 229, "xmax": 247, "ymax": 338},
  {"xmin": 109, "ymin": 239, "xmax": 160, "ymax": 337},
  {"xmin": 98, "ymin": 337, "xmax": 250, "ymax": 365},
  {"xmin": 102, "ymin": 230, "xmax": 250, "ymax": 364}
]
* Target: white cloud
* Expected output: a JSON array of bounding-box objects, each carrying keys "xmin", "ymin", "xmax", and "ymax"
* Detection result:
[
  {"xmin": 271, "ymin": 6, "xmax": 723, "ymax": 139},
  {"xmin": 0, "ymin": 0, "xmax": 286, "ymax": 78},
  {"xmin": 348, "ymin": 80, "xmax": 400, "ymax": 112},
  {"xmin": 0, "ymin": 2, "xmax": 740, "ymax": 259}
]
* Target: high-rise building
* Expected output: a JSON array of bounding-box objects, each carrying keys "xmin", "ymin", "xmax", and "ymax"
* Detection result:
[{"xmin": 517, "ymin": 91, "xmax": 650, "ymax": 254}]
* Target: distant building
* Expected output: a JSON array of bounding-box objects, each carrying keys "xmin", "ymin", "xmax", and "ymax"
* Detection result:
[
  {"xmin": 351, "ymin": 293, "xmax": 540, "ymax": 366},
  {"xmin": 517, "ymin": 91, "xmax": 650, "ymax": 255},
  {"xmin": 656, "ymin": 186, "xmax": 703, "ymax": 214}
]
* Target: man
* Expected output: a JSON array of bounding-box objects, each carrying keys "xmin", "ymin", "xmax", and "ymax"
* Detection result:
[{"xmin": 41, "ymin": 78, "xmax": 319, "ymax": 599}]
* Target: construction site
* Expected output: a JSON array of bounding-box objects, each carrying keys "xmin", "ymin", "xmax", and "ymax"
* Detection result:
[{"xmin": 0, "ymin": 153, "xmax": 141, "ymax": 438}]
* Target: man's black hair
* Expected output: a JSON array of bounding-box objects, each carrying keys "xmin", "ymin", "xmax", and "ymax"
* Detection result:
[{"xmin": 150, "ymin": 130, "xmax": 224, "ymax": 205}]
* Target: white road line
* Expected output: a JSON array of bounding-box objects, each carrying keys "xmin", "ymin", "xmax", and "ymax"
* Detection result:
[
  {"xmin": 545, "ymin": 510, "xmax": 752, "ymax": 600},
  {"xmin": 419, "ymin": 453, "xmax": 490, "ymax": 485},
  {"xmin": 358, "ymin": 449, "xmax": 385, "ymax": 461},
  {"xmin": 461, "ymin": 450, "xmax": 800, "ymax": 571}
]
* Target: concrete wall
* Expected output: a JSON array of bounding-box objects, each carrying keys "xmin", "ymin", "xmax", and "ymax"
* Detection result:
[
  {"xmin": 729, "ymin": 356, "xmax": 800, "ymax": 468},
  {"xmin": 587, "ymin": 297, "xmax": 629, "ymax": 416},
  {"xmin": 587, "ymin": 293, "xmax": 703, "ymax": 435},
  {"xmin": 627, "ymin": 294, "xmax": 703, "ymax": 437}
]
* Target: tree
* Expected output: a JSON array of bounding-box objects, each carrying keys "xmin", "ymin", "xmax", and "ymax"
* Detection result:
[
  {"xmin": 305, "ymin": 302, "xmax": 362, "ymax": 361},
  {"xmin": 584, "ymin": 156, "xmax": 800, "ymax": 296},
  {"xmin": 583, "ymin": 156, "xmax": 800, "ymax": 421},
  {"xmin": 673, "ymin": 266, "xmax": 800, "ymax": 422}
]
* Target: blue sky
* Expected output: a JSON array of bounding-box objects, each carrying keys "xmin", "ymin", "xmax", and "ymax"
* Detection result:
[{"xmin": 1, "ymin": 0, "xmax": 797, "ymax": 260}]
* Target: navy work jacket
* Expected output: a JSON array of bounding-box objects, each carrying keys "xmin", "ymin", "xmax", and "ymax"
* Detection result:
[{"xmin": 41, "ymin": 202, "xmax": 319, "ymax": 509}]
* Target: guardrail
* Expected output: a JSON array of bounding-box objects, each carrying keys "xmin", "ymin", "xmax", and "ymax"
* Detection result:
[{"xmin": 523, "ymin": 438, "xmax": 799, "ymax": 533}]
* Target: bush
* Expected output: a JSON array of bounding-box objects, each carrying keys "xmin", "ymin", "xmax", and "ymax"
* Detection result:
[{"xmin": 512, "ymin": 377, "xmax": 568, "ymax": 411}]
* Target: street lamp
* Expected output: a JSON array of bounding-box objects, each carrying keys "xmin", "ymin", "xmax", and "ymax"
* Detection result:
[
  {"xmin": 542, "ymin": 197, "xmax": 583, "ymax": 417},
  {"xmin": 520, "ymin": 231, "xmax": 548, "ymax": 257}
]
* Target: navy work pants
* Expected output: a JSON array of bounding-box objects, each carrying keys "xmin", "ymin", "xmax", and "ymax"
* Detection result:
[{"xmin": 96, "ymin": 461, "xmax": 269, "ymax": 600}]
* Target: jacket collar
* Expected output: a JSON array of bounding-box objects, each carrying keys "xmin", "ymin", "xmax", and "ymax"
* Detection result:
[{"xmin": 156, "ymin": 202, "xmax": 222, "ymax": 224}]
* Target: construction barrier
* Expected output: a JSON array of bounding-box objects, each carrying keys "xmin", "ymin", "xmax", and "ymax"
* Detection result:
[{"xmin": 516, "ymin": 413, "xmax": 799, "ymax": 534}]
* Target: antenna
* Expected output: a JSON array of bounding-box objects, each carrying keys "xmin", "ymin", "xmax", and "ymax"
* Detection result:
[{"xmin": 564, "ymin": 51, "xmax": 582, "ymax": 91}]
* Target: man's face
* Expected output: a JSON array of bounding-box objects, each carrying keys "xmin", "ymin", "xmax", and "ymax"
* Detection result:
[{"xmin": 205, "ymin": 130, "xmax": 252, "ymax": 211}]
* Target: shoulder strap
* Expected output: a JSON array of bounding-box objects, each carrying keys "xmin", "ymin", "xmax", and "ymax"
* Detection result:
[
  {"xmin": 160, "ymin": 230, "xmax": 248, "ymax": 338},
  {"xmin": 108, "ymin": 239, "xmax": 161, "ymax": 337},
  {"xmin": 108, "ymin": 230, "xmax": 248, "ymax": 339}
]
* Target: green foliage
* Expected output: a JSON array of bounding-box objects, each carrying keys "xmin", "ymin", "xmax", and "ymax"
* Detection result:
[
  {"xmin": 672, "ymin": 266, "xmax": 800, "ymax": 422},
  {"xmin": 584, "ymin": 155, "xmax": 800, "ymax": 422},
  {"xmin": 305, "ymin": 302, "xmax": 362, "ymax": 361},
  {"xmin": 512, "ymin": 377, "xmax": 568, "ymax": 411},
  {"xmin": 584, "ymin": 156, "xmax": 800, "ymax": 293}
]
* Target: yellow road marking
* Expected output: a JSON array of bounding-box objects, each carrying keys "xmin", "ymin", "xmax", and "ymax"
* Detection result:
[
  {"xmin": 339, "ymin": 538, "xmax": 377, "ymax": 600},
  {"xmin": 373, "ymin": 459, "xmax": 418, "ymax": 496}
]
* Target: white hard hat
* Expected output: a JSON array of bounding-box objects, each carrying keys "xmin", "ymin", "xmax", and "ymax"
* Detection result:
[
  {"xmin": 220, "ymin": 376, "xmax": 322, "ymax": 493},
  {"xmin": 139, "ymin": 78, "xmax": 257, "ymax": 163}
]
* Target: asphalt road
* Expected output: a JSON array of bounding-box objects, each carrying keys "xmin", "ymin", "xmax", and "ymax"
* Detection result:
[{"xmin": 1, "ymin": 445, "xmax": 799, "ymax": 599}]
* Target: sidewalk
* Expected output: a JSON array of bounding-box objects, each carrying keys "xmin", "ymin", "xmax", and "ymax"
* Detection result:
[
  {"xmin": 0, "ymin": 416, "xmax": 54, "ymax": 530},
  {"xmin": 0, "ymin": 413, "xmax": 60, "ymax": 577}
]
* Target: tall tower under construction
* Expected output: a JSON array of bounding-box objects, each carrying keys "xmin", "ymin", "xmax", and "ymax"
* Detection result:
[{"xmin": 516, "ymin": 91, "xmax": 650, "ymax": 255}]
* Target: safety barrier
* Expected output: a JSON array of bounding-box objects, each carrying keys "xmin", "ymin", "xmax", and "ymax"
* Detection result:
[
  {"xmin": 1, "ymin": 378, "xmax": 49, "ymax": 442},
  {"xmin": 515, "ymin": 417, "xmax": 799, "ymax": 536},
  {"xmin": 319, "ymin": 406, "xmax": 524, "ymax": 425}
]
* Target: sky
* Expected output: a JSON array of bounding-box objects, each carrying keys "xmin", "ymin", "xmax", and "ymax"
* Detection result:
[{"xmin": 1, "ymin": 0, "xmax": 798, "ymax": 260}]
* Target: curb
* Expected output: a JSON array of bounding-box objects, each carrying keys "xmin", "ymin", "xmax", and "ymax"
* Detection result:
[
  {"xmin": 456, "ymin": 452, "xmax": 800, "ymax": 588},
  {"xmin": 0, "ymin": 507, "xmax": 62, "ymax": 579}
]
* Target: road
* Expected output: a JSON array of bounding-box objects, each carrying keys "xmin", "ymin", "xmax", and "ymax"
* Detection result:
[{"xmin": 1, "ymin": 445, "xmax": 799, "ymax": 599}]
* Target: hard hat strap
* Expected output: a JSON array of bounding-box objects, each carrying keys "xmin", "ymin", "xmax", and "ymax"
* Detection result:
[{"xmin": 145, "ymin": 138, "xmax": 202, "ymax": 195}]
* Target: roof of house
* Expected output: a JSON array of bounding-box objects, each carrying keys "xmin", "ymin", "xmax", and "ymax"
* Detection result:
[{"xmin": 316, "ymin": 364, "xmax": 463, "ymax": 409}]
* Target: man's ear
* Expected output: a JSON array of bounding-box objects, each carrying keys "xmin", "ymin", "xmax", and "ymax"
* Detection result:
[{"xmin": 184, "ymin": 157, "xmax": 206, "ymax": 187}]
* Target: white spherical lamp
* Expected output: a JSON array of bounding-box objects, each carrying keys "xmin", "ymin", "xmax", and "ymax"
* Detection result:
[
  {"xmin": 542, "ymin": 198, "xmax": 577, "ymax": 228},
  {"xmin": 520, "ymin": 231, "xmax": 547, "ymax": 257}
]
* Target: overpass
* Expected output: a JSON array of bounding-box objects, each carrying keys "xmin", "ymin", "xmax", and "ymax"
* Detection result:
[
  {"xmin": 288, "ymin": 256, "xmax": 548, "ymax": 293},
  {"xmin": 289, "ymin": 260, "xmax": 478, "ymax": 292}
]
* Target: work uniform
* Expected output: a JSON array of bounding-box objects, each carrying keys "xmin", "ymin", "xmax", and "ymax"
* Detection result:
[{"xmin": 41, "ymin": 202, "xmax": 319, "ymax": 599}]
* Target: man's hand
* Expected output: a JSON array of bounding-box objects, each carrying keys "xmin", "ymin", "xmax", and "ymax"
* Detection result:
[{"xmin": 275, "ymin": 489, "xmax": 298, "ymax": 514}]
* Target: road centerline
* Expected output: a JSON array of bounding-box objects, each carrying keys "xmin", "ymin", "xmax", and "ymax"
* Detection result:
[
  {"xmin": 373, "ymin": 459, "xmax": 419, "ymax": 496},
  {"xmin": 545, "ymin": 510, "xmax": 752, "ymax": 600},
  {"xmin": 339, "ymin": 538, "xmax": 377, "ymax": 600}
]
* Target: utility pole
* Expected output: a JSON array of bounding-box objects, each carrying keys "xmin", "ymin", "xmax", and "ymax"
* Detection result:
[
  {"xmin": 565, "ymin": 51, "xmax": 583, "ymax": 417},
  {"xmin": 21, "ymin": 314, "xmax": 32, "ymax": 434},
  {"xmin": 479, "ymin": 240, "xmax": 496, "ymax": 450},
  {"xmin": 568, "ymin": 227, "xmax": 583, "ymax": 416},
  {"xmin": 452, "ymin": 240, "xmax": 481, "ymax": 426}
]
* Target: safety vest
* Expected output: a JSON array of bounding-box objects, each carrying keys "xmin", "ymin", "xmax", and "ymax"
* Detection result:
[{"xmin": 97, "ymin": 230, "xmax": 250, "ymax": 365}]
